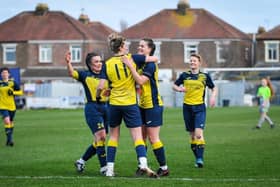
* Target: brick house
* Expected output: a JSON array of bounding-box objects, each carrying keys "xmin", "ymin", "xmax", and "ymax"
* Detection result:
[
  {"xmin": 255, "ymin": 25, "xmax": 280, "ymax": 67},
  {"xmin": 121, "ymin": 0, "xmax": 252, "ymax": 80},
  {"xmin": 0, "ymin": 4, "xmax": 112, "ymax": 82}
]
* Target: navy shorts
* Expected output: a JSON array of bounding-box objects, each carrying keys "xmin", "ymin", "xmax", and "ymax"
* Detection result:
[
  {"xmin": 109, "ymin": 104, "xmax": 142, "ymax": 128},
  {"xmin": 0, "ymin": 110, "xmax": 15, "ymax": 121},
  {"xmin": 140, "ymin": 106, "xmax": 163, "ymax": 127},
  {"xmin": 84, "ymin": 102, "xmax": 109, "ymax": 134},
  {"xmin": 183, "ymin": 103, "xmax": 206, "ymax": 132}
]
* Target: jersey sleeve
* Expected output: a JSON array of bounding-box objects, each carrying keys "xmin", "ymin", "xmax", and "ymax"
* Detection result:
[
  {"xmin": 99, "ymin": 64, "xmax": 107, "ymax": 79},
  {"xmin": 132, "ymin": 54, "xmax": 146, "ymax": 68},
  {"xmin": 142, "ymin": 63, "xmax": 155, "ymax": 79},
  {"xmin": 174, "ymin": 73, "xmax": 185, "ymax": 86},
  {"xmin": 206, "ymin": 73, "xmax": 215, "ymax": 89}
]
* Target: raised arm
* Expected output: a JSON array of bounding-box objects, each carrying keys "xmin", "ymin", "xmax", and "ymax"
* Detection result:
[{"xmin": 65, "ymin": 51, "xmax": 74, "ymax": 77}]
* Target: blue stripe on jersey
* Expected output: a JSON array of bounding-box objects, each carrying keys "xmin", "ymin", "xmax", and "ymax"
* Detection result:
[{"xmin": 114, "ymin": 64, "xmax": 121, "ymax": 80}]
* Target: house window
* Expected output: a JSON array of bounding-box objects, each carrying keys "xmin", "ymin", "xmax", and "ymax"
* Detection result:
[
  {"xmin": 216, "ymin": 43, "xmax": 226, "ymax": 63},
  {"xmin": 265, "ymin": 41, "xmax": 279, "ymax": 62},
  {"xmin": 2, "ymin": 44, "xmax": 17, "ymax": 64},
  {"xmin": 70, "ymin": 45, "xmax": 82, "ymax": 63},
  {"xmin": 154, "ymin": 42, "xmax": 161, "ymax": 63},
  {"xmin": 183, "ymin": 42, "xmax": 198, "ymax": 63},
  {"xmin": 39, "ymin": 44, "xmax": 52, "ymax": 63}
]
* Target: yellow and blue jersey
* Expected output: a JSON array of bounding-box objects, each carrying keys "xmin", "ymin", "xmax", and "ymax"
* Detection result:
[
  {"xmin": 137, "ymin": 63, "xmax": 163, "ymax": 109},
  {"xmin": 101, "ymin": 53, "xmax": 146, "ymax": 106},
  {"xmin": 174, "ymin": 71, "xmax": 215, "ymax": 105},
  {"xmin": 0, "ymin": 79, "xmax": 23, "ymax": 111},
  {"xmin": 72, "ymin": 70, "xmax": 108, "ymax": 103}
]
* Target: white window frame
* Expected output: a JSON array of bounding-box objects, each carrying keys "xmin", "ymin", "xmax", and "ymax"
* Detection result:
[
  {"xmin": 154, "ymin": 41, "xmax": 161, "ymax": 63},
  {"xmin": 2, "ymin": 44, "xmax": 17, "ymax": 65},
  {"xmin": 183, "ymin": 42, "xmax": 198, "ymax": 63},
  {"xmin": 215, "ymin": 41, "xmax": 230, "ymax": 64},
  {"xmin": 264, "ymin": 41, "xmax": 279, "ymax": 63},
  {"xmin": 70, "ymin": 44, "xmax": 82, "ymax": 63},
  {"xmin": 39, "ymin": 44, "xmax": 52, "ymax": 63}
]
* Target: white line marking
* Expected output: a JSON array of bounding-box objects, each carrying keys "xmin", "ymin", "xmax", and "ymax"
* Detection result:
[{"xmin": 0, "ymin": 176, "xmax": 279, "ymax": 182}]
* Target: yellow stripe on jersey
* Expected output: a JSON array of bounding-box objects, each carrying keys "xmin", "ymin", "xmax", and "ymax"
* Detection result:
[
  {"xmin": 105, "ymin": 54, "xmax": 137, "ymax": 105},
  {"xmin": 72, "ymin": 70, "xmax": 79, "ymax": 80},
  {"xmin": 139, "ymin": 64, "xmax": 163, "ymax": 108},
  {"xmin": 152, "ymin": 141, "xmax": 163, "ymax": 150}
]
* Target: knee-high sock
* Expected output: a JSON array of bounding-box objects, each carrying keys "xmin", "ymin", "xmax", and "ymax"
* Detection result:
[
  {"xmin": 196, "ymin": 140, "xmax": 205, "ymax": 160},
  {"xmin": 135, "ymin": 139, "xmax": 147, "ymax": 168},
  {"xmin": 257, "ymin": 116, "xmax": 265, "ymax": 127},
  {"xmin": 82, "ymin": 143, "xmax": 97, "ymax": 161},
  {"xmin": 96, "ymin": 140, "xmax": 107, "ymax": 168},
  {"xmin": 107, "ymin": 140, "xmax": 118, "ymax": 163},
  {"xmin": 152, "ymin": 141, "xmax": 166, "ymax": 167},
  {"xmin": 5, "ymin": 123, "xmax": 13, "ymax": 143},
  {"xmin": 264, "ymin": 116, "xmax": 273, "ymax": 125},
  {"xmin": 190, "ymin": 140, "xmax": 197, "ymax": 158}
]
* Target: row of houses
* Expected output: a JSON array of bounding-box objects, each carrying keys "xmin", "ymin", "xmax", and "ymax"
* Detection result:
[{"xmin": 0, "ymin": 0, "xmax": 280, "ymax": 83}]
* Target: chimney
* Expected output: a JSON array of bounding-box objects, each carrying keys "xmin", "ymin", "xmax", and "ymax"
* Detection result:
[
  {"xmin": 35, "ymin": 3, "xmax": 49, "ymax": 16},
  {"xmin": 177, "ymin": 0, "xmax": 190, "ymax": 15},
  {"xmin": 79, "ymin": 14, "xmax": 90, "ymax": 25}
]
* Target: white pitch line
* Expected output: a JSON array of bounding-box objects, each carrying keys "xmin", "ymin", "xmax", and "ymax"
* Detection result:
[{"xmin": 0, "ymin": 176, "xmax": 279, "ymax": 182}]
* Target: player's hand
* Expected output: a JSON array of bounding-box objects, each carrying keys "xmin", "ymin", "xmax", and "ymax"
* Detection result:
[
  {"xmin": 102, "ymin": 89, "xmax": 111, "ymax": 97},
  {"xmin": 121, "ymin": 56, "xmax": 133, "ymax": 68},
  {"xmin": 209, "ymin": 96, "xmax": 215, "ymax": 107},
  {"xmin": 7, "ymin": 89, "xmax": 14, "ymax": 96},
  {"xmin": 65, "ymin": 51, "xmax": 71, "ymax": 64}
]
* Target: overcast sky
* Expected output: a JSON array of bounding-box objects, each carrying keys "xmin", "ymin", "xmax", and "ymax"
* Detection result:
[{"xmin": 0, "ymin": 0, "xmax": 279, "ymax": 33}]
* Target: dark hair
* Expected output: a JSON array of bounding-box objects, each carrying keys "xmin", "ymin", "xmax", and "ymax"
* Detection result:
[
  {"xmin": 0, "ymin": 67, "xmax": 10, "ymax": 73},
  {"xmin": 142, "ymin": 38, "xmax": 156, "ymax": 56},
  {"xmin": 85, "ymin": 52, "xmax": 99, "ymax": 71},
  {"xmin": 108, "ymin": 33, "xmax": 126, "ymax": 53}
]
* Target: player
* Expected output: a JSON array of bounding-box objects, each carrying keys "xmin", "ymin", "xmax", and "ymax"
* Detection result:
[
  {"xmin": 121, "ymin": 38, "xmax": 169, "ymax": 176},
  {"xmin": 65, "ymin": 51, "xmax": 109, "ymax": 175},
  {"xmin": 254, "ymin": 77, "xmax": 275, "ymax": 129},
  {"xmin": 0, "ymin": 67, "xmax": 23, "ymax": 146},
  {"xmin": 97, "ymin": 33, "xmax": 158, "ymax": 177},
  {"xmin": 172, "ymin": 54, "xmax": 216, "ymax": 168}
]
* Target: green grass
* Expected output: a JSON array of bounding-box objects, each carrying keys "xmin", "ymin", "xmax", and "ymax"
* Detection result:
[{"xmin": 0, "ymin": 106, "xmax": 280, "ymax": 187}]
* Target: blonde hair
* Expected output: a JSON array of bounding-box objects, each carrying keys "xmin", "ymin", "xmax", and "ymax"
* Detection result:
[{"xmin": 107, "ymin": 33, "xmax": 126, "ymax": 53}]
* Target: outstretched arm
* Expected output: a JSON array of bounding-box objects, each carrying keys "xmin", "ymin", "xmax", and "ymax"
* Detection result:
[{"xmin": 145, "ymin": 55, "xmax": 158, "ymax": 63}]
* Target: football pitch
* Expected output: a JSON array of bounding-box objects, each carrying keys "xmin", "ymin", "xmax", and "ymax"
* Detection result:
[{"xmin": 0, "ymin": 106, "xmax": 280, "ymax": 187}]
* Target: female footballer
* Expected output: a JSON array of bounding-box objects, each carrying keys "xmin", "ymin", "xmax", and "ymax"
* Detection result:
[
  {"xmin": 65, "ymin": 51, "xmax": 109, "ymax": 175},
  {"xmin": 172, "ymin": 54, "xmax": 216, "ymax": 168},
  {"xmin": 122, "ymin": 38, "xmax": 169, "ymax": 176},
  {"xmin": 0, "ymin": 67, "xmax": 23, "ymax": 146},
  {"xmin": 254, "ymin": 77, "xmax": 275, "ymax": 129},
  {"xmin": 97, "ymin": 33, "xmax": 158, "ymax": 177}
]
